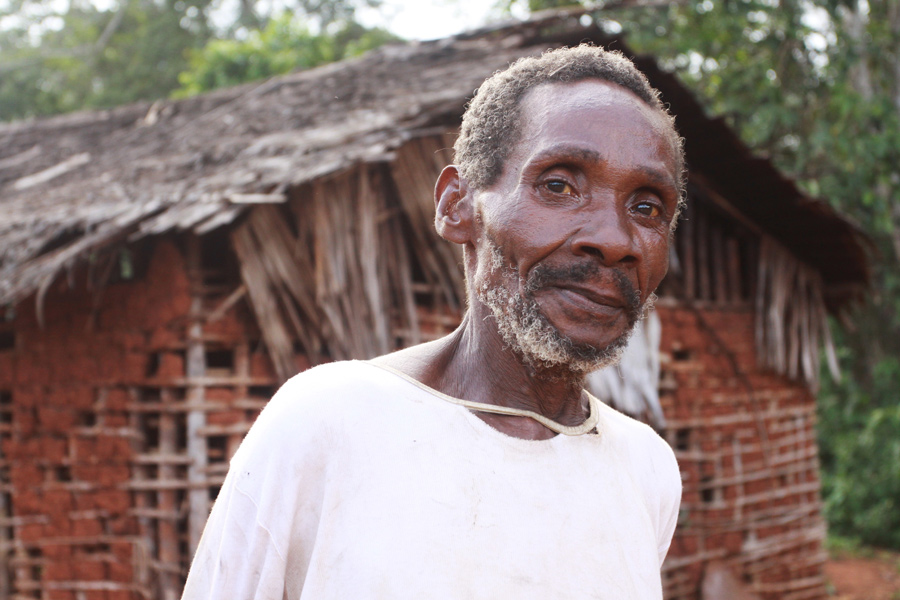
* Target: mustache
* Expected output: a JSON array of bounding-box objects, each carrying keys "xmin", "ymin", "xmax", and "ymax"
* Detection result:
[{"xmin": 524, "ymin": 262, "xmax": 642, "ymax": 319}]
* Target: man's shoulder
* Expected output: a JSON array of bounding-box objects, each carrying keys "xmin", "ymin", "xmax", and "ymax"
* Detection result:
[
  {"xmin": 233, "ymin": 360, "xmax": 421, "ymax": 462},
  {"xmin": 593, "ymin": 399, "xmax": 679, "ymax": 475},
  {"xmin": 594, "ymin": 398, "xmax": 663, "ymax": 441},
  {"xmin": 279, "ymin": 359, "xmax": 389, "ymax": 395},
  {"xmin": 267, "ymin": 360, "xmax": 409, "ymax": 418}
]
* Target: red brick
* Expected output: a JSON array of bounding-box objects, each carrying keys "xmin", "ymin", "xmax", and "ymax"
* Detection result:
[
  {"xmin": 104, "ymin": 388, "xmax": 130, "ymax": 410},
  {"xmin": 12, "ymin": 490, "xmax": 44, "ymax": 514},
  {"xmin": 42, "ymin": 437, "xmax": 68, "ymax": 461},
  {"xmin": 60, "ymin": 352, "xmax": 95, "ymax": 383},
  {"xmin": 43, "ymin": 561, "xmax": 73, "ymax": 581},
  {"xmin": 65, "ymin": 386, "xmax": 96, "ymax": 410},
  {"xmin": 43, "ymin": 543, "xmax": 71, "ymax": 559},
  {"xmin": 148, "ymin": 326, "xmax": 180, "ymax": 349},
  {"xmin": 205, "ymin": 387, "xmax": 233, "ymax": 403},
  {"xmin": 105, "ymin": 413, "xmax": 128, "ymax": 427},
  {"xmin": 13, "ymin": 408, "xmax": 37, "ymax": 435},
  {"xmin": 16, "ymin": 361, "xmax": 51, "ymax": 385},
  {"xmin": 724, "ymin": 531, "xmax": 743, "ymax": 553},
  {"xmin": 46, "ymin": 515, "xmax": 73, "ymax": 537},
  {"xmin": 18, "ymin": 522, "xmax": 44, "ymax": 543},
  {"xmin": 156, "ymin": 352, "xmax": 184, "ymax": 379},
  {"xmin": 121, "ymin": 353, "xmax": 148, "ymax": 380},
  {"xmin": 44, "ymin": 489, "xmax": 74, "ymax": 512},
  {"xmin": 0, "ymin": 354, "xmax": 14, "ymax": 385},
  {"xmin": 95, "ymin": 436, "xmax": 131, "ymax": 460},
  {"xmin": 94, "ymin": 490, "xmax": 129, "ymax": 513},
  {"xmin": 72, "ymin": 518, "xmax": 103, "ymax": 537},
  {"xmin": 73, "ymin": 438, "xmax": 98, "ymax": 460},
  {"xmin": 250, "ymin": 352, "xmax": 275, "ymax": 378},
  {"xmin": 74, "ymin": 491, "xmax": 99, "ymax": 511},
  {"xmin": 96, "ymin": 465, "xmax": 130, "ymax": 487},
  {"xmin": 74, "ymin": 559, "xmax": 106, "ymax": 581},
  {"xmin": 108, "ymin": 516, "xmax": 137, "ymax": 535},
  {"xmin": 110, "ymin": 541, "xmax": 133, "ymax": 562},
  {"xmin": 107, "ymin": 560, "xmax": 133, "ymax": 581},
  {"xmin": 72, "ymin": 465, "xmax": 101, "ymax": 482},
  {"xmin": 116, "ymin": 331, "xmax": 146, "ymax": 351},
  {"xmin": 207, "ymin": 409, "xmax": 243, "ymax": 426},
  {"xmin": 11, "ymin": 464, "xmax": 43, "ymax": 487}
]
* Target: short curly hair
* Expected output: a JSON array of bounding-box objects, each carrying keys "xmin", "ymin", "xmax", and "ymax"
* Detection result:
[{"xmin": 454, "ymin": 44, "xmax": 685, "ymax": 202}]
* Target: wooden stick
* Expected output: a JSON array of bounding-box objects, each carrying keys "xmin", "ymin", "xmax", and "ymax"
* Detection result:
[{"xmin": 185, "ymin": 236, "xmax": 210, "ymax": 559}]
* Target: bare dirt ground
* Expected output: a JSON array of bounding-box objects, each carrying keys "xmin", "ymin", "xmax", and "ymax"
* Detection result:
[{"xmin": 825, "ymin": 551, "xmax": 900, "ymax": 600}]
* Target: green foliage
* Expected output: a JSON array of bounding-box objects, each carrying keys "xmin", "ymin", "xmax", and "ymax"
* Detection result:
[
  {"xmin": 0, "ymin": 0, "xmax": 212, "ymax": 121},
  {"xmin": 819, "ymin": 355, "xmax": 900, "ymax": 548},
  {"xmin": 173, "ymin": 15, "xmax": 398, "ymax": 98},
  {"xmin": 825, "ymin": 533, "xmax": 866, "ymax": 558},
  {"xmin": 0, "ymin": 0, "xmax": 390, "ymax": 122}
]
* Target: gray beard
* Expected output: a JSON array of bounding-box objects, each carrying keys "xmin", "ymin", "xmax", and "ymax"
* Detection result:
[{"xmin": 475, "ymin": 241, "xmax": 653, "ymax": 374}]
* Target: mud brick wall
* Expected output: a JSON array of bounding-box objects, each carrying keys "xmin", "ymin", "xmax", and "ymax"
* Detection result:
[
  {"xmin": 0, "ymin": 238, "xmax": 280, "ymax": 600},
  {"xmin": 657, "ymin": 303, "xmax": 827, "ymax": 600}
]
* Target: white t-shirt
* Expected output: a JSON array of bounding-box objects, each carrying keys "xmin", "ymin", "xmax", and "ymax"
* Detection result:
[{"xmin": 182, "ymin": 361, "xmax": 681, "ymax": 600}]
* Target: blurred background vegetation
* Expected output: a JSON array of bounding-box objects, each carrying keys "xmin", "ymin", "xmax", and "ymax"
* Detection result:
[{"xmin": 1, "ymin": 0, "xmax": 898, "ymax": 550}]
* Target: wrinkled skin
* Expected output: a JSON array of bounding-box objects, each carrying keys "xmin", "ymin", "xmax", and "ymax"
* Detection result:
[{"xmin": 373, "ymin": 80, "xmax": 680, "ymax": 440}]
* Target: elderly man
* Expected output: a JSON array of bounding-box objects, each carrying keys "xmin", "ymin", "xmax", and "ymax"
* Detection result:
[{"xmin": 183, "ymin": 44, "xmax": 683, "ymax": 599}]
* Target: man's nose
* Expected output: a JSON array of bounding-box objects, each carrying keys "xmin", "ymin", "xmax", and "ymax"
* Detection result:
[{"xmin": 570, "ymin": 205, "xmax": 639, "ymax": 267}]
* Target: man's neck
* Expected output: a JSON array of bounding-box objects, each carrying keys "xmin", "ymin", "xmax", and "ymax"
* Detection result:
[{"xmin": 375, "ymin": 308, "xmax": 591, "ymax": 441}]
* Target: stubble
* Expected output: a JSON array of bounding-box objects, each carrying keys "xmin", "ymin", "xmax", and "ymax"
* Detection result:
[{"xmin": 475, "ymin": 239, "xmax": 654, "ymax": 374}]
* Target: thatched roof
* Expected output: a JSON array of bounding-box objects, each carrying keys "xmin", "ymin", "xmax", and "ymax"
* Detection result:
[{"xmin": 0, "ymin": 10, "xmax": 869, "ymax": 311}]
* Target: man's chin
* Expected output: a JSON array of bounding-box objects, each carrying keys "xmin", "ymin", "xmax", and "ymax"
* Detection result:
[
  {"xmin": 474, "ymin": 253, "xmax": 645, "ymax": 375},
  {"xmin": 507, "ymin": 317, "xmax": 636, "ymax": 375}
]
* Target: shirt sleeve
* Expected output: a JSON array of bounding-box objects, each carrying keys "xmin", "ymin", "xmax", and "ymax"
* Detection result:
[
  {"xmin": 656, "ymin": 439, "xmax": 683, "ymax": 566},
  {"xmin": 181, "ymin": 472, "xmax": 290, "ymax": 600},
  {"xmin": 181, "ymin": 372, "xmax": 335, "ymax": 600}
]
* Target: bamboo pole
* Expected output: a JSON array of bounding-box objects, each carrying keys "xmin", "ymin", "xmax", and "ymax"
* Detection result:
[
  {"xmin": 711, "ymin": 225, "xmax": 728, "ymax": 303},
  {"xmin": 185, "ymin": 236, "xmax": 209, "ymax": 556},
  {"xmin": 0, "ymin": 407, "xmax": 10, "ymax": 599},
  {"xmin": 680, "ymin": 196, "xmax": 696, "ymax": 299},
  {"xmin": 697, "ymin": 206, "xmax": 711, "ymax": 301},
  {"xmin": 157, "ymin": 389, "xmax": 179, "ymax": 600}
]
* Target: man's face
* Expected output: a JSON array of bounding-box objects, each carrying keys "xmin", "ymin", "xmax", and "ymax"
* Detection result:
[{"xmin": 469, "ymin": 79, "xmax": 680, "ymax": 372}]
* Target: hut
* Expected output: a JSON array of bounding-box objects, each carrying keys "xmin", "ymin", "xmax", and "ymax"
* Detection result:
[{"xmin": 0, "ymin": 11, "xmax": 870, "ymax": 600}]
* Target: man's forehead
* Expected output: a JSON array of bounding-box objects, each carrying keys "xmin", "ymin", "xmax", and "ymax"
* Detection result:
[
  {"xmin": 519, "ymin": 79, "xmax": 664, "ymax": 129},
  {"xmin": 511, "ymin": 79, "xmax": 680, "ymax": 173}
]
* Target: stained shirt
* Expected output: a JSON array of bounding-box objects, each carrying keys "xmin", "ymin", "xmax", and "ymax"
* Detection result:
[{"xmin": 182, "ymin": 361, "xmax": 682, "ymax": 600}]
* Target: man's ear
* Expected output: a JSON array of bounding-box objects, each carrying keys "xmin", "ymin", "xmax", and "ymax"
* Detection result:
[{"xmin": 434, "ymin": 165, "xmax": 474, "ymax": 244}]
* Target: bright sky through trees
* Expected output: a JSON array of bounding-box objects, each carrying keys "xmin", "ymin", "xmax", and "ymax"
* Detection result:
[
  {"xmin": 342, "ymin": 0, "xmax": 502, "ymax": 40},
  {"xmin": 0, "ymin": 0, "xmax": 501, "ymax": 41}
]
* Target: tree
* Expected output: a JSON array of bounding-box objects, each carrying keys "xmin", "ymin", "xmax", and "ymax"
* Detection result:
[
  {"xmin": 0, "ymin": 0, "xmax": 213, "ymax": 120},
  {"xmin": 173, "ymin": 14, "xmax": 398, "ymax": 98},
  {"xmin": 0, "ymin": 0, "xmax": 390, "ymax": 122}
]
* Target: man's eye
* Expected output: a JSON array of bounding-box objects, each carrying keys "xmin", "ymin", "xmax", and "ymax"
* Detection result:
[
  {"xmin": 546, "ymin": 180, "xmax": 573, "ymax": 194},
  {"xmin": 635, "ymin": 202, "xmax": 661, "ymax": 217}
]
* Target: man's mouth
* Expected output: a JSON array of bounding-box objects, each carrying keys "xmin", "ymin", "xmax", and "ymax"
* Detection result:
[
  {"xmin": 556, "ymin": 284, "xmax": 626, "ymax": 308},
  {"xmin": 526, "ymin": 262, "xmax": 641, "ymax": 322},
  {"xmin": 549, "ymin": 284, "xmax": 627, "ymax": 318}
]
